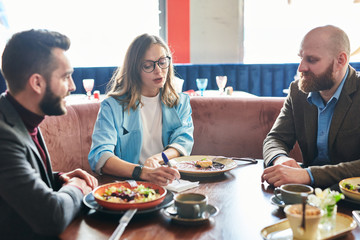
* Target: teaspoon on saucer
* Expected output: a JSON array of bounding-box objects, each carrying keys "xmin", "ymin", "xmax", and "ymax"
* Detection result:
[{"xmin": 166, "ymin": 205, "xmax": 178, "ymax": 216}]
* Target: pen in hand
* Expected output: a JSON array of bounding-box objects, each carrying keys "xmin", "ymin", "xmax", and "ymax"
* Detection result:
[{"xmin": 161, "ymin": 152, "xmax": 180, "ymax": 183}]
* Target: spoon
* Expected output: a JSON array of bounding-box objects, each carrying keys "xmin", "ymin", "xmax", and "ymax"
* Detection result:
[
  {"xmin": 298, "ymin": 193, "xmax": 308, "ymax": 234},
  {"xmin": 166, "ymin": 205, "xmax": 178, "ymax": 216}
]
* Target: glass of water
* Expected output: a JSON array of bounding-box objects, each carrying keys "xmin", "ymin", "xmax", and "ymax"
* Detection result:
[{"xmin": 196, "ymin": 78, "xmax": 208, "ymax": 96}]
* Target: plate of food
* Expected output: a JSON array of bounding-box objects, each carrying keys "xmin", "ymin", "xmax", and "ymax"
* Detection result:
[
  {"xmin": 339, "ymin": 177, "xmax": 360, "ymax": 202},
  {"xmin": 92, "ymin": 181, "xmax": 167, "ymax": 211},
  {"xmin": 170, "ymin": 155, "xmax": 237, "ymax": 177},
  {"xmin": 83, "ymin": 189, "xmax": 174, "ymax": 215}
]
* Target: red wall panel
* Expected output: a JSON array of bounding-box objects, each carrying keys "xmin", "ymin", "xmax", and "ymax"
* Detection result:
[{"xmin": 167, "ymin": 0, "xmax": 190, "ymax": 63}]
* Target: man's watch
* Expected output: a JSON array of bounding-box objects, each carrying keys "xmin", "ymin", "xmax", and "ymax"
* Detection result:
[{"xmin": 132, "ymin": 165, "xmax": 143, "ymax": 180}]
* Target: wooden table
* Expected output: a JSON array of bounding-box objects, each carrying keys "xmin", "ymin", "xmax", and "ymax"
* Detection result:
[{"xmin": 59, "ymin": 160, "xmax": 360, "ymax": 240}]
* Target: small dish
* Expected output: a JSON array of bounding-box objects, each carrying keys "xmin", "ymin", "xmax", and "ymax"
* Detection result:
[
  {"xmin": 161, "ymin": 204, "xmax": 219, "ymax": 225},
  {"xmin": 339, "ymin": 177, "xmax": 360, "ymax": 202},
  {"xmin": 270, "ymin": 195, "xmax": 286, "ymax": 208},
  {"xmin": 260, "ymin": 213, "xmax": 357, "ymax": 240}
]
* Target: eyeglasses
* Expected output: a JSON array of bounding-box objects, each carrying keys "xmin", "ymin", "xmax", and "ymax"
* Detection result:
[{"xmin": 141, "ymin": 56, "xmax": 171, "ymax": 73}]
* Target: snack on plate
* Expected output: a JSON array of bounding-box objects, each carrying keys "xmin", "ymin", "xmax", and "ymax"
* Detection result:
[
  {"xmin": 95, "ymin": 184, "xmax": 160, "ymax": 203},
  {"xmin": 195, "ymin": 158, "xmax": 213, "ymax": 168},
  {"xmin": 342, "ymin": 182, "xmax": 360, "ymax": 193}
]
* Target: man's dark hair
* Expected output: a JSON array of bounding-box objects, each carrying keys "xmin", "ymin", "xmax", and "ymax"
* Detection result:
[{"xmin": 1, "ymin": 29, "xmax": 70, "ymax": 94}]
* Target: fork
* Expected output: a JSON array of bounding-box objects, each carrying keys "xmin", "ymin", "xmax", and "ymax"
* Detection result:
[
  {"xmin": 115, "ymin": 179, "xmax": 138, "ymax": 187},
  {"xmin": 126, "ymin": 179, "xmax": 138, "ymax": 187}
]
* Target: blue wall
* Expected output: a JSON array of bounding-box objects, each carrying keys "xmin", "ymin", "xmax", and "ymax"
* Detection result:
[
  {"xmin": 174, "ymin": 63, "xmax": 299, "ymax": 97},
  {"xmin": 2, "ymin": 62, "xmax": 360, "ymax": 97}
]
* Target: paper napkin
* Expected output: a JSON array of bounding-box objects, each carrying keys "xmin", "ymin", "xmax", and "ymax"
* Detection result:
[{"xmin": 165, "ymin": 179, "xmax": 199, "ymax": 193}]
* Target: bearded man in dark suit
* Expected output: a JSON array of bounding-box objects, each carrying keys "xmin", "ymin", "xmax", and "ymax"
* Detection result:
[{"xmin": 0, "ymin": 29, "xmax": 98, "ymax": 239}]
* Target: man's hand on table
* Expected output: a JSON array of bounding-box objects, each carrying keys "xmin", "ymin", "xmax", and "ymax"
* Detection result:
[
  {"xmin": 273, "ymin": 156, "xmax": 301, "ymax": 168},
  {"xmin": 63, "ymin": 177, "xmax": 94, "ymax": 195},
  {"xmin": 261, "ymin": 156, "xmax": 311, "ymax": 187},
  {"xmin": 60, "ymin": 168, "xmax": 98, "ymax": 194}
]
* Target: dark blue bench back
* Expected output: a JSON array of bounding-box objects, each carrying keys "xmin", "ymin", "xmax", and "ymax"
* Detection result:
[
  {"xmin": 2, "ymin": 63, "xmax": 360, "ymax": 97},
  {"xmin": 174, "ymin": 63, "xmax": 299, "ymax": 97}
]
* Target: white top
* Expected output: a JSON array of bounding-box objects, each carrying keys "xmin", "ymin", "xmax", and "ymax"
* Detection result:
[{"xmin": 139, "ymin": 93, "xmax": 163, "ymax": 164}]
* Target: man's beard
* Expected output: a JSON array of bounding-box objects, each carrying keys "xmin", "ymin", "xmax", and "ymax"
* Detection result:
[
  {"xmin": 39, "ymin": 85, "xmax": 66, "ymax": 116},
  {"xmin": 299, "ymin": 63, "xmax": 335, "ymax": 94}
]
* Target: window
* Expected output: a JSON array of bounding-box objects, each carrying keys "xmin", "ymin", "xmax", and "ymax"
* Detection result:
[
  {"xmin": 2, "ymin": 0, "xmax": 359, "ymax": 66},
  {"xmin": 0, "ymin": 0, "xmax": 160, "ymax": 67},
  {"xmin": 244, "ymin": 0, "xmax": 360, "ymax": 63}
]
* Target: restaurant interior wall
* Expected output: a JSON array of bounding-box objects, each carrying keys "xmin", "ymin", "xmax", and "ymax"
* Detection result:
[
  {"xmin": 166, "ymin": 0, "xmax": 244, "ymax": 64},
  {"xmin": 2, "ymin": 0, "xmax": 360, "ymax": 96},
  {"xmin": 189, "ymin": 0, "xmax": 244, "ymax": 64}
]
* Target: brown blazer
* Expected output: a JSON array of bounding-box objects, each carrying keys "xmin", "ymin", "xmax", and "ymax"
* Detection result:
[{"xmin": 263, "ymin": 66, "xmax": 360, "ymax": 187}]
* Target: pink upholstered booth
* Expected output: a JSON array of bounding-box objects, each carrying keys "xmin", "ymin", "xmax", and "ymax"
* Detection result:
[
  {"xmin": 40, "ymin": 103, "xmax": 100, "ymax": 174},
  {"xmin": 190, "ymin": 97, "xmax": 299, "ymax": 159},
  {"xmin": 39, "ymin": 97, "xmax": 302, "ymax": 175}
]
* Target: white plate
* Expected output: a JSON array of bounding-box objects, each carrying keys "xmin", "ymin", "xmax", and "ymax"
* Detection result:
[{"xmin": 170, "ymin": 155, "xmax": 237, "ymax": 177}]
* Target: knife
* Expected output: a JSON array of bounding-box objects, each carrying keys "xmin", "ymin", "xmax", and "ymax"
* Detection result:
[
  {"xmin": 231, "ymin": 157, "xmax": 258, "ymax": 164},
  {"xmin": 215, "ymin": 156, "xmax": 258, "ymax": 164},
  {"xmin": 109, "ymin": 208, "xmax": 137, "ymax": 240}
]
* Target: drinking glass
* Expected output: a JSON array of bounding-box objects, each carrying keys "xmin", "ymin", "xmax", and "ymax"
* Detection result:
[
  {"xmin": 196, "ymin": 78, "xmax": 208, "ymax": 96},
  {"xmin": 319, "ymin": 204, "xmax": 337, "ymax": 231},
  {"xmin": 83, "ymin": 79, "xmax": 94, "ymax": 100},
  {"xmin": 216, "ymin": 76, "xmax": 227, "ymax": 94}
]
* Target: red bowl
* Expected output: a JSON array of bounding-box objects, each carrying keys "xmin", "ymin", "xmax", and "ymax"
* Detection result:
[{"xmin": 93, "ymin": 181, "xmax": 167, "ymax": 211}]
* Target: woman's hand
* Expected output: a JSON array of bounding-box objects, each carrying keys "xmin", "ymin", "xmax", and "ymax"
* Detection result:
[
  {"xmin": 144, "ymin": 153, "xmax": 163, "ymax": 168},
  {"xmin": 141, "ymin": 166, "xmax": 180, "ymax": 186}
]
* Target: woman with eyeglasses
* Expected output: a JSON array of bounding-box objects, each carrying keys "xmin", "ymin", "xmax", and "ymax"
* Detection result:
[{"xmin": 88, "ymin": 33, "xmax": 194, "ymax": 186}]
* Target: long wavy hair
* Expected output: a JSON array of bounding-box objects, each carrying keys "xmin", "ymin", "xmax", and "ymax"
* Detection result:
[{"xmin": 107, "ymin": 33, "xmax": 179, "ymax": 111}]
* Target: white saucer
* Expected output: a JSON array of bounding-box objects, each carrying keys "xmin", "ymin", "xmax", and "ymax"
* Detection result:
[
  {"xmin": 161, "ymin": 204, "xmax": 219, "ymax": 225},
  {"xmin": 270, "ymin": 195, "xmax": 286, "ymax": 208}
]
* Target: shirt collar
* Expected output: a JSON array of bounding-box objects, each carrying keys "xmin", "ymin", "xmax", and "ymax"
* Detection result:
[{"xmin": 5, "ymin": 91, "xmax": 44, "ymax": 132}]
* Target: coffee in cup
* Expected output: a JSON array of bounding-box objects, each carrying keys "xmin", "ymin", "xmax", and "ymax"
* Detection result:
[
  {"xmin": 284, "ymin": 204, "xmax": 323, "ymax": 240},
  {"xmin": 274, "ymin": 184, "xmax": 313, "ymax": 205},
  {"xmin": 174, "ymin": 193, "xmax": 208, "ymax": 219}
]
